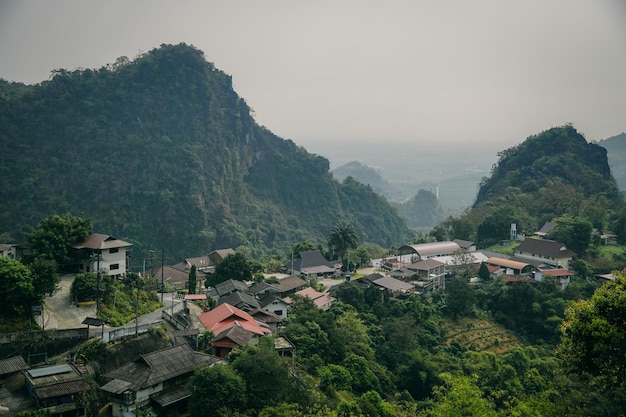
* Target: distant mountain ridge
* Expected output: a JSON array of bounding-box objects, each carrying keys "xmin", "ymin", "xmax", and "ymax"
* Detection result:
[
  {"xmin": 0, "ymin": 43, "xmax": 411, "ymax": 259},
  {"xmin": 598, "ymin": 132, "xmax": 626, "ymax": 191}
]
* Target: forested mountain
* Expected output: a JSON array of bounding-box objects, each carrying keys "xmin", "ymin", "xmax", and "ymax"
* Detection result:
[
  {"xmin": 332, "ymin": 161, "xmax": 402, "ymax": 201},
  {"xmin": 0, "ymin": 43, "xmax": 411, "ymax": 259},
  {"xmin": 598, "ymin": 132, "xmax": 626, "ymax": 191},
  {"xmin": 433, "ymin": 126, "xmax": 624, "ymax": 247}
]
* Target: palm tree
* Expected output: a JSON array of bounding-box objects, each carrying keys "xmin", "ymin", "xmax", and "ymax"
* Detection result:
[
  {"xmin": 327, "ymin": 221, "xmax": 359, "ymax": 271},
  {"xmin": 197, "ymin": 329, "xmax": 215, "ymax": 353}
]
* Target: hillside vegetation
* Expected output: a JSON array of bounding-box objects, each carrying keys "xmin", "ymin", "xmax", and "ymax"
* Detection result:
[
  {"xmin": 432, "ymin": 125, "xmax": 624, "ymax": 248},
  {"xmin": 0, "ymin": 43, "xmax": 411, "ymax": 259}
]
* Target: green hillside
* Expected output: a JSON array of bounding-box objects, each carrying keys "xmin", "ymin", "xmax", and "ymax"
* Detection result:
[{"xmin": 0, "ymin": 43, "xmax": 411, "ymax": 259}]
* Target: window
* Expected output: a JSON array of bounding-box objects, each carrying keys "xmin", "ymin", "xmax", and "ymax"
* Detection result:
[
  {"xmin": 110, "ymin": 264, "xmax": 120, "ymax": 270},
  {"xmin": 274, "ymin": 310, "xmax": 284, "ymax": 316},
  {"xmin": 109, "ymin": 248, "xmax": 119, "ymax": 254}
]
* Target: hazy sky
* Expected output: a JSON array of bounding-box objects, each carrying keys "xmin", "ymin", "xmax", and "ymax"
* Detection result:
[{"xmin": 1, "ymin": 0, "xmax": 625, "ymax": 150}]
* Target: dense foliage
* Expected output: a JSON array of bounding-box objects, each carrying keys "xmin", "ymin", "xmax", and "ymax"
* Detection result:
[{"xmin": 0, "ymin": 43, "xmax": 411, "ymax": 261}]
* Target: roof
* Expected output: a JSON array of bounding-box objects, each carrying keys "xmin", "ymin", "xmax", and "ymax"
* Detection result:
[
  {"xmin": 0, "ymin": 356, "xmax": 28, "ymax": 376},
  {"xmin": 515, "ymin": 238, "xmax": 577, "ymax": 258},
  {"xmin": 276, "ymin": 276, "xmax": 308, "ymax": 293},
  {"xmin": 248, "ymin": 281, "xmax": 281, "ymax": 295},
  {"xmin": 198, "ymin": 303, "xmax": 271, "ymax": 336},
  {"xmin": 82, "ymin": 317, "xmax": 106, "ymax": 326},
  {"xmin": 184, "ymin": 294, "xmax": 207, "ymax": 301},
  {"xmin": 208, "ymin": 248, "xmax": 236, "ymax": 262},
  {"xmin": 215, "ymin": 279, "xmax": 250, "ymax": 296},
  {"xmin": 257, "ymin": 293, "xmax": 286, "ymax": 309},
  {"xmin": 535, "ymin": 221, "xmax": 555, "ymax": 236},
  {"xmin": 538, "ymin": 268, "xmax": 574, "ymax": 277},
  {"xmin": 34, "ymin": 379, "xmax": 90, "ymax": 399},
  {"xmin": 453, "ymin": 239, "xmax": 475, "ymax": 249},
  {"xmin": 284, "ymin": 250, "xmax": 335, "ymax": 274},
  {"xmin": 407, "ymin": 258, "xmax": 445, "ymax": 271},
  {"xmin": 388, "ymin": 268, "xmax": 417, "ymax": 279},
  {"xmin": 248, "ymin": 308, "xmax": 282, "ymax": 323},
  {"xmin": 102, "ymin": 344, "xmax": 220, "ymax": 392},
  {"xmin": 25, "ymin": 363, "xmax": 89, "ymax": 400},
  {"xmin": 148, "ymin": 266, "xmax": 190, "ymax": 285},
  {"xmin": 503, "ymin": 275, "xmax": 535, "ymax": 283},
  {"xmin": 212, "ymin": 322, "xmax": 256, "ymax": 347},
  {"xmin": 399, "ymin": 241, "xmax": 461, "ymax": 258},
  {"xmin": 487, "ymin": 257, "xmax": 533, "ymax": 270},
  {"xmin": 295, "ymin": 287, "xmax": 325, "ymax": 300},
  {"xmin": 217, "ymin": 291, "xmax": 261, "ymax": 310},
  {"xmin": 73, "ymin": 233, "xmax": 132, "ymax": 250},
  {"xmin": 373, "ymin": 276, "xmax": 415, "ymax": 292}
]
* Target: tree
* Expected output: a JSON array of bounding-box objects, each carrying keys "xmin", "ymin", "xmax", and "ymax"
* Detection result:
[
  {"xmin": 70, "ymin": 273, "xmax": 98, "ymax": 303},
  {"xmin": 25, "ymin": 214, "xmax": 92, "ymax": 271},
  {"xmin": 427, "ymin": 373, "xmax": 498, "ymax": 417},
  {"xmin": 188, "ymin": 365, "xmax": 247, "ymax": 417},
  {"xmin": 558, "ymin": 269, "xmax": 626, "ymax": 395},
  {"xmin": 29, "ymin": 256, "xmax": 60, "ymax": 298},
  {"xmin": 206, "ymin": 253, "xmax": 252, "ymax": 287},
  {"xmin": 197, "ymin": 329, "xmax": 214, "ymax": 352},
  {"xmin": 445, "ymin": 276, "xmax": 475, "ymax": 320},
  {"xmin": 550, "ymin": 215, "xmax": 593, "ymax": 254},
  {"xmin": 0, "ymin": 257, "xmax": 38, "ymax": 317},
  {"xmin": 188, "ymin": 264, "xmax": 197, "ymax": 294},
  {"xmin": 477, "ymin": 262, "xmax": 490, "ymax": 281},
  {"xmin": 327, "ymin": 221, "xmax": 358, "ymax": 269},
  {"xmin": 231, "ymin": 338, "xmax": 297, "ymax": 410}
]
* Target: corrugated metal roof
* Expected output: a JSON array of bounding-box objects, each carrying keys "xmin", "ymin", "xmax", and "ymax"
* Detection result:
[{"xmin": 0, "ymin": 356, "xmax": 28, "ymax": 376}]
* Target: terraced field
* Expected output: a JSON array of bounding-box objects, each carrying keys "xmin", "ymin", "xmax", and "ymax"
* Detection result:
[{"xmin": 442, "ymin": 318, "xmax": 523, "ymax": 354}]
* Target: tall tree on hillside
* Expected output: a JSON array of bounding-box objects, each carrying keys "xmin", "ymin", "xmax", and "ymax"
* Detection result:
[
  {"xmin": 26, "ymin": 214, "xmax": 92, "ymax": 271},
  {"xmin": 0, "ymin": 258, "xmax": 38, "ymax": 317},
  {"xmin": 188, "ymin": 264, "xmax": 197, "ymax": 294},
  {"xmin": 205, "ymin": 253, "xmax": 252, "ymax": 288},
  {"xmin": 327, "ymin": 221, "xmax": 358, "ymax": 269}
]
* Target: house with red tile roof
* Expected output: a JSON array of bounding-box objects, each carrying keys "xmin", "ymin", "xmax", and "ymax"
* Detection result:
[{"xmin": 198, "ymin": 303, "xmax": 272, "ymax": 357}]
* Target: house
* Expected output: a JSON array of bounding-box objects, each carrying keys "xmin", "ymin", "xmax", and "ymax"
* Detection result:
[
  {"xmin": 198, "ymin": 303, "xmax": 272, "ymax": 357},
  {"xmin": 23, "ymin": 362, "xmax": 90, "ymax": 416},
  {"xmin": 207, "ymin": 248, "xmax": 236, "ymax": 265},
  {"xmin": 406, "ymin": 259, "xmax": 446, "ymax": 291},
  {"xmin": 486, "ymin": 257, "xmax": 534, "ymax": 276},
  {"xmin": 214, "ymin": 279, "xmax": 251, "ymax": 297},
  {"xmin": 148, "ymin": 265, "xmax": 195, "ymax": 291},
  {"xmin": 249, "ymin": 281, "xmax": 282, "ymax": 297},
  {"xmin": 73, "ymin": 233, "xmax": 133, "ymax": 278},
  {"xmin": 372, "ymin": 276, "xmax": 415, "ymax": 297},
  {"xmin": 257, "ymin": 293, "xmax": 290, "ymax": 320},
  {"xmin": 535, "ymin": 268, "xmax": 574, "ymax": 289},
  {"xmin": 100, "ymin": 344, "xmax": 221, "ymax": 417},
  {"xmin": 284, "ymin": 287, "xmax": 336, "ymax": 311},
  {"xmin": 283, "ymin": 250, "xmax": 336, "ymax": 277},
  {"xmin": 248, "ymin": 308, "xmax": 282, "ymax": 333},
  {"xmin": 514, "ymin": 238, "xmax": 576, "ymax": 270},
  {"xmin": 275, "ymin": 275, "xmax": 308, "ymax": 296},
  {"xmin": 217, "ymin": 291, "xmax": 261, "ymax": 311},
  {"xmin": 0, "ymin": 243, "xmax": 20, "ymax": 260}
]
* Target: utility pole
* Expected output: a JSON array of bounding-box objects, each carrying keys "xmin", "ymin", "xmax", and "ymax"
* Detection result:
[
  {"xmin": 160, "ymin": 249, "xmax": 165, "ymax": 303},
  {"xmin": 96, "ymin": 249, "xmax": 101, "ymax": 318}
]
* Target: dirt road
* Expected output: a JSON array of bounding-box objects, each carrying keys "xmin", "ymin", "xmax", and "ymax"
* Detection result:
[{"xmin": 39, "ymin": 274, "xmax": 96, "ymax": 330}]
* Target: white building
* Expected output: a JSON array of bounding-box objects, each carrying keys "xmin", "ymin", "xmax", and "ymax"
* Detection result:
[{"xmin": 73, "ymin": 233, "xmax": 133, "ymax": 278}]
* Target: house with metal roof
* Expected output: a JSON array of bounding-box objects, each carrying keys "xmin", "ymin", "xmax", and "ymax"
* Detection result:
[
  {"xmin": 514, "ymin": 238, "xmax": 577, "ymax": 269},
  {"xmin": 372, "ymin": 276, "xmax": 415, "ymax": 297},
  {"xmin": 73, "ymin": 233, "xmax": 133, "ymax": 278},
  {"xmin": 486, "ymin": 257, "xmax": 534, "ymax": 275},
  {"xmin": 23, "ymin": 362, "xmax": 90, "ymax": 415},
  {"xmin": 100, "ymin": 343, "xmax": 221, "ymax": 417},
  {"xmin": 283, "ymin": 250, "xmax": 336, "ymax": 277}
]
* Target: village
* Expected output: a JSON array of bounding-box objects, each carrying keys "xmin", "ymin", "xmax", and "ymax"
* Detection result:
[{"xmin": 0, "ymin": 219, "xmax": 606, "ymax": 417}]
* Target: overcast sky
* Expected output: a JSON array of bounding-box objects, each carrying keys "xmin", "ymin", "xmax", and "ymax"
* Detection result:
[{"xmin": 1, "ymin": 0, "xmax": 625, "ymax": 150}]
